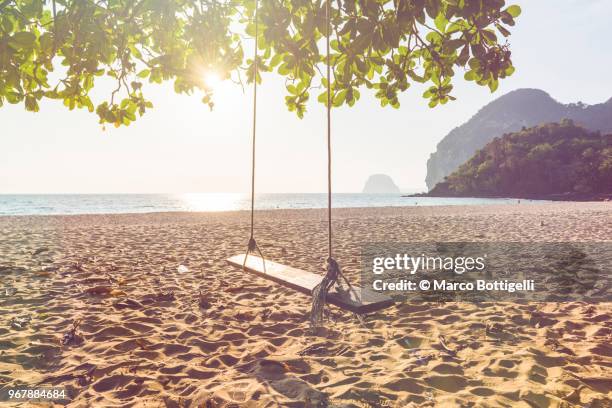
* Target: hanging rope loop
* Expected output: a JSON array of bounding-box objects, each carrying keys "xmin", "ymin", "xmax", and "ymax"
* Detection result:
[{"xmin": 243, "ymin": 0, "xmax": 265, "ymax": 273}]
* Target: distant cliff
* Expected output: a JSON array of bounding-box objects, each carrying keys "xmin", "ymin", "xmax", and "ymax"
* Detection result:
[
  {"xmin": 426, "ymin": 121, "xmax": 612, "ymax": 200},
  {"xmin": 362, "ymin": 174, "xmax": 400, "ymax": 194},
  {"xmin": 426, "ymin": 89, "xmax": 612, "ymax": 190}
]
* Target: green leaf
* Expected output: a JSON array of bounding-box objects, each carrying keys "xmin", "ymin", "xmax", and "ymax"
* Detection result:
[
  {"xmin": 456, "ymin": 45, "xmax": 470, "ymax": 66},
  {"xmin": 287, "ymin": 84, "xmax": 298, "ymax": 95},
  {"xmin": 482, "ymin": 30, "xmax": 497, "ymax": 44},
  {"xmin": 137, "ymin": 69, "xmax": 150, "ymax": 78},
  {"xmin": 506, "ymin": 5, "xmax": 522, "ymax": 18},
  {"xmin": 25, "ymin": 95, "xmax": 39, "ymax": 112},
  {"xmin": 6, "ymin": 92, "xmax": 21, "ymax": 104},
  {"xmin": 333, "ymin": 89, "xmax": 347, "ymax": 107},
  {"xmin": 2, "ymin": 16, "xmax": 15, "ymax": 33},
  {"xmin": 317, "ymin": 91, "xmax": 328, "ymax": 104},
  {"xmin": 496, "ymin": 24, "xmax": 511, "ymax": 37},
  {"xmin": 270, "ymin": 54, "xmax": 283, "ymax": 68},
  {"xmin": 488, "ymin": 79, "xmax": 499, "ymax": 92},
  {"xmin": 434, "ymin": 13, "xmax": 447, "ymax": 33},
  {"xmin": 8, "ymin": 32, "xmax": 36, "ymax": 50},
  {"xmin": 83, "ymin": 97, "xmax": 94, "ymax": 112},
  {"xmin": 425, "ymin": 0, "xmax": 441, "ymax": 19},
  {"xmin": 39, "ymin": 33, "xmax": 54, "ymax": 53}
]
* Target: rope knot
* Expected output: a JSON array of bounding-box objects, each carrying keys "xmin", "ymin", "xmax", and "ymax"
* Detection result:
[
  {"xmin": 247, "ymin": 237, "xmax": 257, "ymax": 251},
  {"xmin": 243, "ymin": 236, "xmax": 266, "ymax": 273},
  {"xmin": 311, "ymin": 257, "xmax": 342, "ymax": 327},
  {"xmin": 325, "ymin": 257, "xmax": 340, "ymax": 284}
]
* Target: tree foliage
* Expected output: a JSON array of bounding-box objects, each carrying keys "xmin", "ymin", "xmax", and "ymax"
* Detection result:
[
  {"xmin": 0, "ymin": 0, "xmax": 520, "ymax": 126},
  {"xmin": 429, "ymin": 121, "xmax": 612, "ymax": 198}
]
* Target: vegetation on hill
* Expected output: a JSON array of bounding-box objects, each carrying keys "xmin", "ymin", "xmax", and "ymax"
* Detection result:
[
  {"xmin": 425, "ymin": 89, "xmax": 612, "ymax": 189},
  {"xmin": 427, "ymin": 121, "xmax": 612, "ymax": 200}
]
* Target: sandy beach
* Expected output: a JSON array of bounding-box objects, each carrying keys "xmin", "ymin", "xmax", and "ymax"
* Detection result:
[{"xmin": 0, "ymin": 202, "xmax": 610, "ymax": 407}]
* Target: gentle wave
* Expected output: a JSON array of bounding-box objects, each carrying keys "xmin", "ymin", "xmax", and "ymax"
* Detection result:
[{"xmin": 0, "ymin": 194, "xmax": 547, "ymax": 216}]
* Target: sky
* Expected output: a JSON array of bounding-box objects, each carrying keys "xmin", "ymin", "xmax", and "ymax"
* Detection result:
[{"xmin": 1, "ymin": 0, "xmax": 611, "ymax": 194}]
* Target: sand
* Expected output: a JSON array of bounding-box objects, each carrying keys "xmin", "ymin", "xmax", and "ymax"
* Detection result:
[{"xmin": 0, "ymin": 202, "xmax": 610, "ymax": 407}]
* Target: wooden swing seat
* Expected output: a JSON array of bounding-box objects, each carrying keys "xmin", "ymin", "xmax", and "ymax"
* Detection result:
[{"xmin": 226, "ymin": 254, "xmax": 393, "ymax": 314}]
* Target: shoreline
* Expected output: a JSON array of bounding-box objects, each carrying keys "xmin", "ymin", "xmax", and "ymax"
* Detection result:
[
  {"xmin": 1, "ymin": 200, "xmax": 609, "ymax": 221},
  {"xmin": 406, "ymin": 192, "xmax": 612, "ymax": 202},
  {"xmin": 0, "ymin": 194, "xmax": 558, "ymax": 219}
]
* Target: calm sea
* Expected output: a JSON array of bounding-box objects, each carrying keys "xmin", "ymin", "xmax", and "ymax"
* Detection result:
[{"xmin": 0, "ymin": 194, "xmax": 545, "ymax": 216}]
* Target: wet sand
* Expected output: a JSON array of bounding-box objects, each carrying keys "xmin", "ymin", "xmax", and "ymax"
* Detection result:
[{"xmin": 0, "ymin": 202, "xmax": 610, "ymax": 407}]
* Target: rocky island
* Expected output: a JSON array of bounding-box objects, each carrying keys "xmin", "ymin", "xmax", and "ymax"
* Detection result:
[{"xmin": 362, "ymin": 174, "xmax": 401, "ymax": 194}]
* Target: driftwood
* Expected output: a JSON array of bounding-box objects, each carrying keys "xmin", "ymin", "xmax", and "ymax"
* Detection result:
[{"xmin": 61, "ymin": 319, "xmax": 83, "ymax": 346}]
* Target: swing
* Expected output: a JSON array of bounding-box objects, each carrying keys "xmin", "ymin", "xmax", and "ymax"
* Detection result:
[{"xmin": 227, "ymin": 0, "xmax": 393, "ymax": 317}]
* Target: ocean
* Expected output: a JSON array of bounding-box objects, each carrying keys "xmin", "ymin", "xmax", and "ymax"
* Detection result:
[{"xmin": 0, "ymin": 194, "xmax": 546, "ymax": 216}]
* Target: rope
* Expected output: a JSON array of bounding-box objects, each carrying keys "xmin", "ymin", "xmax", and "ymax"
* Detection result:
[
  {"xmin": 250, "ymin": 0, "xmax": 258, "ymax": 239},
  {"xmin": 326, "ymin": 0, "xmax": 332, "ymax": 260},
  {"xmin": 311, "ymin": 0, "xmax": 341, "ymax": 328},
  {"xmin": 310, "ymin": 1, "xmax": 365, "ymax": 328},
  {"xmin": 52, "ymin": 0, "xmax": 57, "ymax": 54},
  {"xmin": 243, "ymin": 0, "xmax": 265, "ymax": 272}
]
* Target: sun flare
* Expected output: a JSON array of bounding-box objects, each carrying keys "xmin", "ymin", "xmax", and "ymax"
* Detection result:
[{"xmin": 203, "ymin": 71, "xmax": 223, "ymax": 91}]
